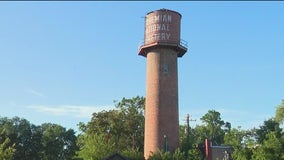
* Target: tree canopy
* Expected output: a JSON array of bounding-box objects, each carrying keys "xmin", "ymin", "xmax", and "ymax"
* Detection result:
[
  {"xmin": 77, "ymin": 96, "xmax": 145, "ymax": 160},
  {"xmin": 276, "ymin": 99, "xmax": 284, "ymax": 124},
  {"xmin": 0, "ymin": 117, "xmax": 78, "ymax": 160},
  {"xmin": 1, "ymin": 96, "xmax": 284, "ymax": 159}
]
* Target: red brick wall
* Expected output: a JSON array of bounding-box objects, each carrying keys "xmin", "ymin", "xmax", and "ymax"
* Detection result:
[{"xmin": 144, "ymin": 48, "xmax": 179, "ymax": 159}]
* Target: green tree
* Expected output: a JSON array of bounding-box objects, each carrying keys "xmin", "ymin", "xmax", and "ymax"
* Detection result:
[
  {"xmin": 194, "ymin": 125, "xmax": 210, "ymax": 145},
  {"xmin": 76, "ymin": 134, "xmax": 115, "ymax": 160},
  {"xmin": 121, "ymin": 148, "xmax": 144, "ymax": 160},
  {"xmin": 84, "ymin": 109, "xmax": 124, "ymax": 148},
  {"xmin": 115, "ymin": 96, "xmax": 145, "ymax": 151},
  {"xmin": 179, "ymin": 125, "xmax": 191, "ymax": 156},
  {"xmin": 275, "ymin": 99, "xmax": 284, "ymax": 124},
  {"xmin": 224, "ymin": 127, "xmax": 253, "ymax": 160},
  {"xmin": 187, "ymin": 148, "xmax": 203, "ymax": 160},
  {"xmin": 255, "ymin": 118, "xmax": 282, "ymax": 144},
  {"xmin": 78, "ymin": 96, "xmax": 145, "ymax": 159},
  {"xmin": 224, "ymin": 128, "xmax": 243, "ymax": 147},
  {"xmin": 148, "ymin": 148, "xmax": 188, "ymax": 160},
  {"xmin": 0, "ymin": 117, "xmax": 43, "ymax": 160},
  {"xmin": 200, "ymin": 110, "xmax": 230, "ymax": 145},
  {"xmin": 172, "ymin": 148, "xmax": 186, "ymax": 160},
  {"xmin": 0, "ymin": 117, "xmax": 78, "ymax": 160},
  {"xmin": 252, "ymin": 131, "xmax": 283, "ymax": 160},
  {"xmin": 0, "ymin": 129, "xmax": 15, "ymax": 160},
  {"xmin": 179, "ymin": 124, "xmax": 202, "ymax": 159},
  {"xmin": 149, "ymin": 150, "xmax": 172, "ymax": 160},
  {"xmin": 41, "ymin": 123, "xmax": 78, "ymax": 160}
]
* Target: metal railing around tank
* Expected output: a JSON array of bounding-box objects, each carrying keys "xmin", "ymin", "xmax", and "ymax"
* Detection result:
[
  {"xmin": 138, "ymin": 39, "xmax": 188, "ymax": 50},
  {"xmin": 180, "ymin": 39, "xmax": 188, "ymax": 48}
]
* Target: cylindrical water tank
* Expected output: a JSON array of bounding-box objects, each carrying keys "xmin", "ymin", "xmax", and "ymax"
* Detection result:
[{"xmin": 144, "ymin": 9, "xmax": 181, "ymax": 45}]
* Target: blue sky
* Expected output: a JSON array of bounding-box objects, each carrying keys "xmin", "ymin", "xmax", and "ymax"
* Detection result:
[{"xmin": 1, "ymin": 2, "xmax": 284, "ymax": 132}]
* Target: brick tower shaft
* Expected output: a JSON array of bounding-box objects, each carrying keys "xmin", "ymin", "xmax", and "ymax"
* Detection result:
[{"xmin": 144, "ymin": 48, "xmax": 179, "ymax": 158}]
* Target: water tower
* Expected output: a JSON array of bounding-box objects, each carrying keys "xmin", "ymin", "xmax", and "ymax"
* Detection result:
[{"xmin": 138, "ymin": 9, "xmax": 188, "ymax": 159}]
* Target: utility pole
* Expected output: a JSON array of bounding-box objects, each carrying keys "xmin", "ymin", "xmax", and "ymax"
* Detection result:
[{"xmin": 185, "ymin": 114, "xmax": 196, "ymax": 137}]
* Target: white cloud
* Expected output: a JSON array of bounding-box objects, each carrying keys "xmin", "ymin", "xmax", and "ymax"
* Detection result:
[
  {"xmin": 26, "ymin": 89, "xmax": 46, "ymax": 98},
  {"xmin": 27, "ymin": 105, "xmax": 114, "ymax": 118}
]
